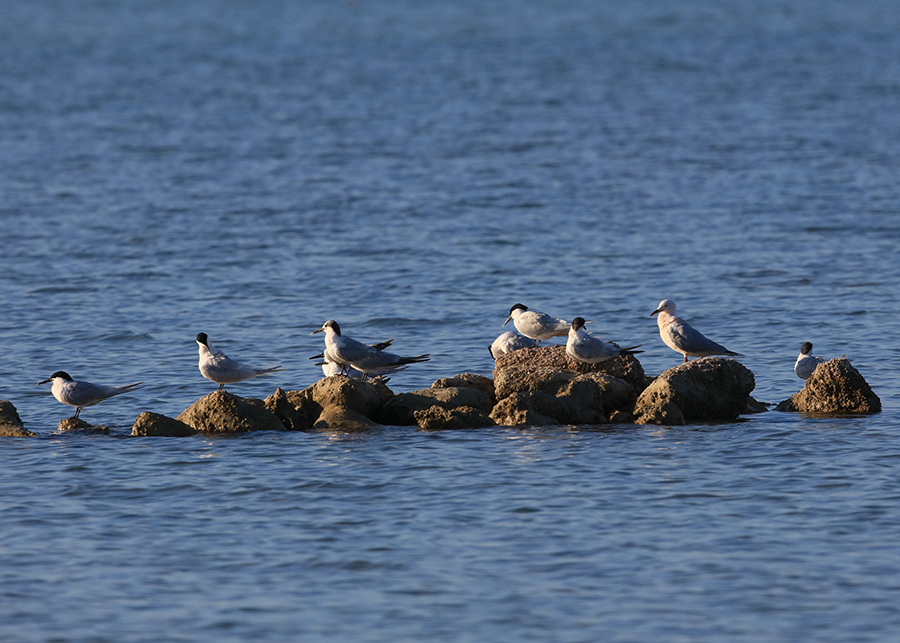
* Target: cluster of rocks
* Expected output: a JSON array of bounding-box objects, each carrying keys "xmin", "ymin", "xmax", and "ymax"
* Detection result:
[{"xmin": 1, "ymin": 347, "xmax": 882, "ymax": 437}]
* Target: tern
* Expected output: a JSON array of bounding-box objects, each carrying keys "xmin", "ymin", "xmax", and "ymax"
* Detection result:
[
  {"xmin": 566, "ymin": 317, "xmax": 643, "ymax": 364},
  {"xmin": 503, "ymin": 303, "xmax": 570, "ymax": 346},
  {"xmin": 650, "ymin": 299, "xmax": 743, "ymax": 363},
  {"xmin": 309, "ymin": 338, "xmax": 396, "ymax": 378},
  {"xmin": 312, "ymin": 320, "xmax": 429, "ymax": 380},
  {"xmin": 794, "ymin": 342, "xmax": 825, "ymax": 380},
  {"xmin": 36, "ymin": 371, "xmax": 142, "ymax": 419},
  {"xmin": 489, "ymin": 330, "xmax": 533, "ymax": 360},
  {"xmin": 196, "ymin": 332, "xmax": 284, "ymax": 390}
]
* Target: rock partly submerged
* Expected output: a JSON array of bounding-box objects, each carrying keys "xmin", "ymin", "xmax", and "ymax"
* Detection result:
[
  {"xmin": 0, "ymin": 401, "xmax": 35, "ymax": 437},
  {"xmin": 633, "ymin": 357, "xmax": 756, "ymax": 425},
  {"xmin": 132, "ymin": 412, "xmax": 197, "ymax": 437},
  {"xmin": 177, "ymin": 390, "xmax": 285, "ymax": 433},
  {"xmin": 776, "ymin": 357, "xmax": 880, "ymax": 415}
]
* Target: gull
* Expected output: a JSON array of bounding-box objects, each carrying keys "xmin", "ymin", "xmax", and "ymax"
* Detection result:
[
  {"xmin": 794, "ymin": 342, "xmax": 826, "ymax": 380},
  {"xmin": 489, "ymin": 330, "xmax": 533, "ymax": 360},
  {"xmin": 566, "ymin": 317, "xmax": 643, "ymax": 364},
  {"xmin": 196, "ymin": 332, "xmax": 284, "ymax": 390},
  {"xmin": 36, "ymin": 371, "xmax": 142, "ymax": 419},
  {"xmin": 650, "ymin": 299, "xmax": 743, "ymax": 363},
  {"xmin": 503, "ymin": 303, "xmax": 570, "ymax": 346},
  {"xmin": 312, "ymin": 320, "xmax": 429, "ymax": 380}
]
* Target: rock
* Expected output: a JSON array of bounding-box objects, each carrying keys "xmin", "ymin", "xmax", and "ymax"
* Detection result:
[
  {"xmin": 633, "ymin": 358, "xmax": 755, "ymax": 425},
  {"xmin": 264, "ymin": 388, "xmax": 312, "ymax": 431},
  {"xmin": 494, "ymin": 344, "xmax": 646, "ymax": 390},
  {"xmin": 379, "ymin": 386, "xmax": 494, "ymax": 426},
  {"xmin": 271, "ymin": 376, "xmax": 394, "ymax": 431},
  {"xmin": 414, "ymin": 405, "xmax": 496, "ymax": 430},
  {"xmin": 745, "ymin": 396, "xmax": 770, "ymax": 414},
  {"xmin": 58, "ymin": 417, "xmax": 110, "ymax": 433},
  {"xmin": 776, "ymin": 357, "xmax": 881, "ymax": 414},
  {"xmin": 0, "ymin": 401, "xmax": 35, "ymax": 437},
  {"xmin": 176, "ymin": 390, "xmax": 286, "ymax": 433},
  {"xmin": 490, "ymin": 392, "xmax": 560, "ymax": 427},
  {"xmin": 132, "ymin": 412, "xmax": 197, "ymax": 437},
  {"xmin": 432, "ymin": 373, "xmax": 496, "ymax": 403},
  {"xmin": 490, "ymin": 375, "xmax": 606, "ymax": 427}
]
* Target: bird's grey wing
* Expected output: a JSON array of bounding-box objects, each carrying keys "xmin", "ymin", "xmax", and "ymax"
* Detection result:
[
  {"xmin": 67, "ymin": 382, "xmax": 124, "ymax": 406},
  {"xmin": 670, "ymin": 320, "xmax": 730, "ymax": 353}
]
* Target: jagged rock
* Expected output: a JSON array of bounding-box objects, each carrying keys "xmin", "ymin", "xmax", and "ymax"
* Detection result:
[
  {"xmin": 177, "ymin": 390, "xmax": 285, "ymax": 433},
  {"xmin": 132, "ymin": 412, "xmax": 197, "ymax": 437},
  {"xmin": 58, "ymin": 417, "xmax": 110, "ymax": 433},
  {"xmin": 0, "ymin": 401, "xmax": 34, "ymax": 437},
  {"xmin": 414, "ymin": 405, "xmax": 496, "ymax": 430},
  {"xmin": 745, "ymin": 397, "xmax": 770, "ymax": 414},
  {"xmin": 379, "ymin": 386, "xmax": 494, "ymax": 426},
  {"xmin": 432, "ymin": 373, "xmax": 496, "ymax": 403},
  {"xmin": 264, "ymin": 388, "xmax": 312, "ymax": 431},
  {"xmin": 490, "ymin": 392, "xmax": 559, "ymax": 426},
  {"xmin": 633, "ymin": 358, "xmax": 755, "ymax": 425},
  {"xmin": 268, "ymin": 376, "xmax": 394, "ymax": 431},
  {"xmin": 494, "ymin": 344, "xmax": 646, "ymax": 390},
  {"xmin": 776, "ymin": 358, "xmax": 880, "ymax": 414},
  {"xmin": 490, "ymin": 374, "xmax": 607, "ymax": 426}
]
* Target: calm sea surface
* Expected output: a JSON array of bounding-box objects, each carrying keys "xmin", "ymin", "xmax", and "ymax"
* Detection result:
[{"xmin": 2, "ymin": 1, "xmax": 900, "ymax": 641}]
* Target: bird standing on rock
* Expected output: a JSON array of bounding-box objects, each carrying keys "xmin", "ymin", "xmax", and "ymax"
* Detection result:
[
  {"xmin": 566, "ymin": 317, "xmax": 643, "ymax": 365},
  {"xmin": 794, "ymin": 342, "xmax": 825, "ymax": 379},
  {"xmin": 312, "ymin": 320, "xmax": 429, "ymax": 380},
  {"xmin": 650, "ymin": 299, "xmax": 743, "ymax": 363},
  {"xmin": 503, "ymin": 303, "xmax": 570, "ymax": 346},
  {"xmin": 36, "ymin": 371, "xmax": 142, "ymax": 419},
  {"xmin": 196, "ymin": 332, "xmax": 284, "ymax": 390}
]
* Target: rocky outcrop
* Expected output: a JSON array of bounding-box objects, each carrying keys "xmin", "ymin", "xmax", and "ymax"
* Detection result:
[
  {"xmin": 58, "ymin": 417, "xmax": 110, "ymax": 433},
  {"xmin": 177, "ymin": 390, "xmax": 285, "ymax": 433},
  {"xmin": 490, "ymin": 345, "xmax": 645, "ymax": 426},
  {"xmin": 633, "ymin": 358, "xmax": 755, "ymax": 425},
  {"xmin": 266, "ymin": 376, "xmax": 394, "ymax": 431},
  {"xmin": 132, "ymin": 412, "xmax": 197, "ymax": 437},
  {"xmin": 414, "ymin": 406, "xmax": 496, "ymax": 430},
  {"xmin": 380, "ymin": 385, "xmax": 494, "ymax": 426},
  {"xmin": 432, "ymin": 373, "xmax": 496, "ymax": 403},
  {"xmin": 776, "ymin": 358, "xmax": 880, "ymax": 414},
  {"xmin": 0, "ymin": 401, "xmax": 34, "ymax": 437}
]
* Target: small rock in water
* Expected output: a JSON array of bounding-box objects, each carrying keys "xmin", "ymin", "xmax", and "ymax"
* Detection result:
[
  {"xmin": 58, "ymin": 417, "xmax": 110, "ymax": 434},
  {"xmin": 0, "ymin": 400, "xmax": 35, "ymax": 437},
  {"xmin": 132, "ymin": 412, "xmax": 197, "ymax": 437},
  {"xmin": 776, "ymin": 357, "xmax": 880, "ymax": 415},
  {"xmin": 177, "ymin": 390, "xmax": 286, "ymax": 433}
]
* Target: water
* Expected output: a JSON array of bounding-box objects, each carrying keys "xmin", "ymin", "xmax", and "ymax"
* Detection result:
[{"xmin": 2, "ymin": 0, "xmax": 900, "ymax": 640}]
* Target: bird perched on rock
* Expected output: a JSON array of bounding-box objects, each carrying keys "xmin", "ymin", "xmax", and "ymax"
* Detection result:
[
  {"xmin": 312, "ymin": 320, "xmax": 429, "ymax": 380},
  {"xmin": 196, "ymin": 332, "xmax": 284, "ymax": 390},
  {"xmin": 310, "ymin": 338, "xmax": 396, "ymax": 379},
  {"xmin": 650, "ymin": 299, "xmax": 743, "ymax": 363},
  {"xmin": 489, "ymin": 330, "xmax": 533, "ymax": 360},
  {"xmin": 794, "ymin": 342, "xmax": 825, "ymax": 380},
  {"xmin": 36, "ymin": 371, "xmax": 142, "ymax": 419},
  {"xmin": 566, "ymin": 317, "xmax": 643, "ymax": 364},
  {"xmin": 503, "ymin": 303, "xmax": 570, "ymax": 346}
]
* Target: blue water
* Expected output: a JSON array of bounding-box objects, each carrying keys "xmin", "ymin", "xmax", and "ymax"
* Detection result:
[{"xmin": 2, "ymin": 0, "xmax": 900, "ymax": 640}]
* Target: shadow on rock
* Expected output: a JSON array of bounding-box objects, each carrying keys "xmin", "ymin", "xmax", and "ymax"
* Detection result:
[{"xmin": 1, "ymin": 401, "xmax": 35, "ymax": 437}]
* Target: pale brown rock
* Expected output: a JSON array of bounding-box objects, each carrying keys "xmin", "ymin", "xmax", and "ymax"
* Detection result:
[
  {"xmin": 132, "ymin": 412, "xmax": 197, "ymax": 437},
  {"xmin": 0, "ymin": 401, "xmax": 35, "ymax": 437},
  {"xmin": 270, "ymin": 376, "xmax": 394, "ymax": 430},
  {"xmin": 432, "ymin": 373, "xmax": 496, "ymax": 403},
  {"xmin": 414, "ymin": 405, "xmax": 496, "ymax": 430},
  {"xmin": 494, "ymin": 344, "xmax": 646, "ymax": 390},
  {"xmin": 264, "ymin": 388, "xmax": 312, "ymax": 431},
  {"xmin": 58, "ymin": 417, "xmax": 110, "ymax": 433},
  {"xmin": 177, "ymin": 390, "xmax": 285, "ymax": 433},
  {"xmin": 776, "ymin": 358, "xmax": 880, "ymax": 414},
  {"xmin": 633, "ymin": 358, "xmax": 755, "ymax": 425}
]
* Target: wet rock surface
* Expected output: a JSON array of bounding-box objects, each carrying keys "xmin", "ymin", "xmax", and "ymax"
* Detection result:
[
  {"xmin": 57, "ymin": 417, "xmax": 110, "ymax": 433},
  {"xmin": 0, "ymin": 401, "xmax": 35, "ymax": 437},
  {"xmin": 380, "ymin": 385, "xmax": 494, "ymax": 426},
  {"xmin": 776, "ymin": 357, "xmax": 881, "ymax": 414},
  {"xmin": 414, "ymin": 405, "xmax": 496, "ymax": 431},
  {"xmin": 132, "ymin": 412, "xmax": 197, "ymax": 437},
  {"xmin": 177, "ymin": 390, "xmax": 286, "ymax": 433},
  {"xmin": 633, "ymin": 358, "xmax": 755, "ymax": 425},
  {"xmin": 272, "ymin": 376, "xmax": 394, "ymax": 431}
]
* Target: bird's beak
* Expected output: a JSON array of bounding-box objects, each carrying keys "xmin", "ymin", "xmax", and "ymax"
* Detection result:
[
  {"xmin": 650, "ymin": 308, "xmax": 661, "ymax": 317},
  {"xmin": 37, "ymin": 378, "xmax": 51, "ymax": 386},
  {"xmin": 502, "ymin": 316, "xmax": 512, "ymax": 327},
  {"xmin": 311, "ymin": 327, "xmax": 324, "ymax": 334},
  {"xmin": 308, "ymin": 353, "xmax": 324, "ymax": 360}
]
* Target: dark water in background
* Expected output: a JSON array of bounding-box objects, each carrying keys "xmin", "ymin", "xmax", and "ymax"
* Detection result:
[{"xmin": 2, "ymin": 1, "xmax": 900, "ymax": 640}]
